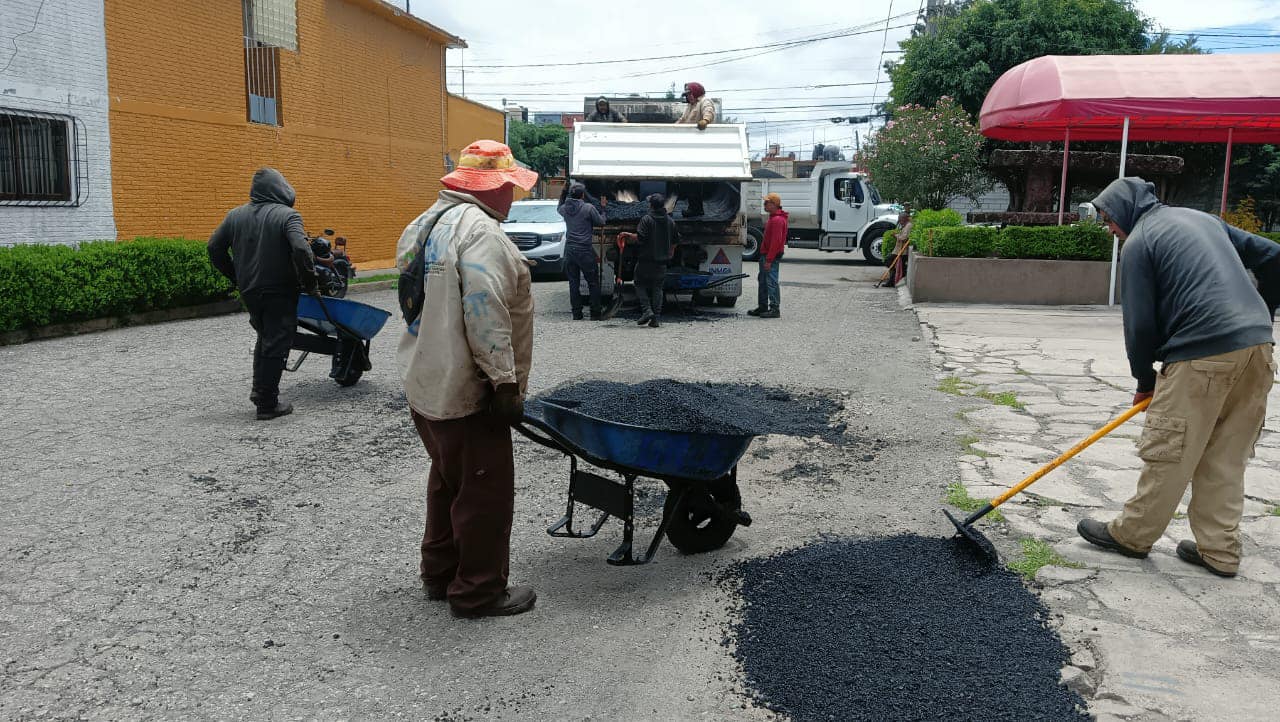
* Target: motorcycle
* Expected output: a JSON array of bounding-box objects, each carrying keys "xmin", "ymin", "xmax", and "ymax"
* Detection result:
[{"xmin": 310, "ymin": 228, "xmax": 355, "ymax": 298}]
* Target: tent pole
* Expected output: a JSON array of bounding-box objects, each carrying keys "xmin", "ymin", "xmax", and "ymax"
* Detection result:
[
  {"xmin": 1220, "ymin": 127, "xmax": 1234, "ymax": 216},
  {"xmin": 1109, "ymin": 117, "xmax": 1130, "ymax": 307},
  {"xmin": 1058, "ymin": 127, "xmax": 1071, "ymax": 226}
]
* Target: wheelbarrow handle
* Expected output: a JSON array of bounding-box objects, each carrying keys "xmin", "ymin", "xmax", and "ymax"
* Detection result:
[{"xmin": 513, "ymin": 417, "xmax": 571, "ymax": 455}]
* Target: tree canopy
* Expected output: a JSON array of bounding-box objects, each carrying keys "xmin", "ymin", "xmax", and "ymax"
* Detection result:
[{"xmin": 506, "ymin": 120, "xmax": 570, "ymax": 181}]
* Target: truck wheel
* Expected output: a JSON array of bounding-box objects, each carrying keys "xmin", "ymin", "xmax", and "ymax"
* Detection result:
[
  {"xmin": 715, "ymin": 295, "xmax": 738, "ymax": 308},
  {"xmin": 743, "ymin": 227, "xmax": 763, "ymax": 262},
  {"xmin": 862, "ymin": 223, "xmax": 895, "ymax": 264},
  {"xmin": 664, "ymin": 488, "xmax": 737, "ymax": 554},
  {"xmin": 691, "ymin": 291, "xmax": 716, "ymax": 306}
]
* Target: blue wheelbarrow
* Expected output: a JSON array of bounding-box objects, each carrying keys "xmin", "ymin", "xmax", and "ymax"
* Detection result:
[
  {"xmin": 516, "ymin": 397, "xmax": 755, "ymax": 566},
  {"xmin": 288, "ymin": 294, "xmax": 392, "ymax": 387}
]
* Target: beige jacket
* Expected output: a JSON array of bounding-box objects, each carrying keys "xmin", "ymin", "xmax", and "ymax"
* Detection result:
[
  {"xmin": 677, "ymin": 96, "xmax": 717, "ymax": 125},
  {"xmin": 395, "ymin": 190, "xmax": 534, "ymax": 420}
]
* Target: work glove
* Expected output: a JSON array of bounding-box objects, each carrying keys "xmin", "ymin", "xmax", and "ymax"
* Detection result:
[
  {"xmin": 490, "ymin": 383, "xmax": 525, "ymax": 426},
  {"xmin": 696, "ymin": 120, "xmax": 708, "ymax": 131},
  {"xmin": 1133, "ymin": 390, "xmax": 1153, "ymax": 409}
]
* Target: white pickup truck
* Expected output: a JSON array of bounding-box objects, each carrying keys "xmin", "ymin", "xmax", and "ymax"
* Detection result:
[
  {"xmin": 743, "ymin": 162, "xmax": 901, "ymax": 263},
  {"xmin": 569, "ymin": 122, "xmax": 752, "ymax": 307}
]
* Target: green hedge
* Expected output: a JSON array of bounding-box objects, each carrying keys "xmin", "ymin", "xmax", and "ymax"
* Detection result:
[
  {"xmin": 996, "ymin": 223, "xmax": 1113, "ymax": 261},
  {"xmin": 0, "ymin": 238, "xmax": 234, "ymax": 332},
  {"xmin": 1263, "ymin": 232, "xmax": 1280, "ymax": 244},
  {"xmin": 917, "ymin": 223, "xmax": 1115, "ymax": 261},
  {"xmin": 927, "ymin": 226, "xmax": 1000, "ymax": 258},
  {"xmin": 908, "ymin": 209, "xmax": 964, "ymax": 252}
]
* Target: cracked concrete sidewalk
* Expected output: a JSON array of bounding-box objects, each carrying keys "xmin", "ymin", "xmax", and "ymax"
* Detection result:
[{"xmin": 914, "ymin": 303, "xmax": 1280, "ymax": 722}]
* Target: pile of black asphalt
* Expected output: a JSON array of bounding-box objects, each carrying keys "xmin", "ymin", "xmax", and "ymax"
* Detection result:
[
  {"xmin": 527, "ymin": 379, "xmax": 847, "ymax": 442},
  {"xmin": 726, "ymin": 535, "xmax": 1087, "ymax": 721}
]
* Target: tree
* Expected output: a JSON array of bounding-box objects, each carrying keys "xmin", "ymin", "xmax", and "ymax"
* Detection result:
[
  {"xmin": 1230, "ymin": 145, "xmax": 1280, "ymax": 230},
  {"xmin": 1145, "ymin": 31, "xmax": 1205, "ymax": 55},
  {"xmin": 506, "ymin": 120, "xmax": 569, "ymax": 181},
  {"xmin": 887, "ymin": 0, "xmax": 1149, "ymax": 117},
  {"xmin": 854, "ymin": 97, "xmax": 990, "ymax": 210}
]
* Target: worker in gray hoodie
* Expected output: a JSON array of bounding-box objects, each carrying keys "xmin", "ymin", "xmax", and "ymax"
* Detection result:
[
  {"xmin": 209, "ymin": 168, "xmax": 317, "ymax": 420},
  {"xmin": 1077, "ymin": 177, "xmax": 1278, "ymax": 578},
  {"xmin": 557, "ymin": 182, "xmax": 607, "ymax": 320}
]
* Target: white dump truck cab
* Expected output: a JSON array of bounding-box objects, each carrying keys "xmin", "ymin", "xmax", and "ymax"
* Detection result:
[{"xmin": 745, "ymin": 162, "xmax": 901, "ymax": 263}]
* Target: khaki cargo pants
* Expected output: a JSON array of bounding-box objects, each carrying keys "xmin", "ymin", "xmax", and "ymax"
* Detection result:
[{"xmin": 1109, "ymin": 343, "xmax": 1275, "ymax": 573}]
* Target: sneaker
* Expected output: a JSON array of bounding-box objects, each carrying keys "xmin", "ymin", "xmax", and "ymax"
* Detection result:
[
  {"xmin": 571, "ymin": 311, "xmax": 585, "ymax": 320},
  {"xmin": 255, "ymin": 401, "xmax": 294, "ymax": 421},
  {"xmin": 1076, "ymin": 518, "xmax": 1148, "ymax": 559},
  {"xmin": 450, "ymin": 585, "xmax": 536, "ymax": 618},
  {"xmin": 1176, "ymin": 540, "xmax": 1236, "ymax": 578},
  {"xmin": 589, "ymin": 306, "xmax": 602, "ymax": 321},
  {"xmin": 637, "ymin": 312, "xmax": 654, "ymax": 326},
  {"xmin": 759, "ymin": 308, "xmax": 780, "ymax": 319},
  {"xmin": 746, "ymin": 307, "xmax": 766, "ymax": 316},
  {"xmin": 648, "ymin": 317, "xmax": 660, "ymax": 328}
]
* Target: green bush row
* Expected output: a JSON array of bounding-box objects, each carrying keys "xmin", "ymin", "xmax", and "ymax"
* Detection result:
[
  {"xmin": 1262, "ymin": 232, "xmax": 1280, "ymax": 244},
  {"xmin": 907, "ymin": 208, "xmax": 964, "ymax": 251},
  {"xmin": 0, "ymin": 238, "xmax": 234, "ymax": 332},
  {"xmin": 916, "ymin": 222, "xmax": 1114, "ymax": 261}
]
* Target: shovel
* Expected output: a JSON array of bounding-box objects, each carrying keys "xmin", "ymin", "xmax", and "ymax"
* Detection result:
[
  {"xmin": 948, "ymin": 397, "xmax": 1151, "ymax": 566},
  {"xmin": 599, "ymin": 232, "xmax": 630, "ymax": 320}
]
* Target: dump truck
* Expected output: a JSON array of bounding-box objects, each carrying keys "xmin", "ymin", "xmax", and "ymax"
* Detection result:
[
  {"xmin": 569, "ymin": 122, "xmax": 752, "ymax": 307},
  {"xmin": 743, "ymin": 162, "xmax": 901, "ymax": 263}
]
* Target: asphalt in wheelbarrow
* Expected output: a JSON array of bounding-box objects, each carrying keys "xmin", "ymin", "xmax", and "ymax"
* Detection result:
[
  {"xmin": 726, "ymin": 535, "xmax": 1087, "ymax": 721},
  {"xmin": 526, "ymin": 379, "xmax": 848, "ymax": 442}
]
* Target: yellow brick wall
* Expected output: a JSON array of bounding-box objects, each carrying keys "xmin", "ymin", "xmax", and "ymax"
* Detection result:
[{"xmin": 104, "ymin": 0, "xmax": 451, "ymax": 264}]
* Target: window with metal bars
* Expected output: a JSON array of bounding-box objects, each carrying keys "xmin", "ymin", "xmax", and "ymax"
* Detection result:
[
  {"xmin": 0, "ymin": 111, "xmax": 77, "ymax": 205},
  {"xmin": 242, "ymin": 0, "xmax": 296, "ymax": 126}
]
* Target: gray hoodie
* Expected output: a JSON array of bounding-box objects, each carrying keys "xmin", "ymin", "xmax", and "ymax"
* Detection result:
[
  {"xmin": 1093, "ymin": 177, "xmax": 1276, "ymax": 392},
  {"xmin": 208, "ymin": 168, "xmax": 316, "ymax": 295},
  {"xmin": 557, "ymin": 185, "xmax": 605, "ymax": 249}
]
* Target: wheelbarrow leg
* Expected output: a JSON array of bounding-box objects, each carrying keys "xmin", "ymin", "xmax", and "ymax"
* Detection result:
[
  {"xmin": 285, "ymin": 351, "xmax": 309, "ymax": 372},
  {"xmin": 547, "ymin": 456, "xmax": 609, "ymax": 539}
]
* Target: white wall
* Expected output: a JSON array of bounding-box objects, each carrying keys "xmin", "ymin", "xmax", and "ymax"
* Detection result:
[
  {"xmin": 948, "ymin": 183, "xmax": 1011, "ymax": 220},
  {"xmin": 0, "ymin": 0, "xmax": 116, "ymax": 245}
]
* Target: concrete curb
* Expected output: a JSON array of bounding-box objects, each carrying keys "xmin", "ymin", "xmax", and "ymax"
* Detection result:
[
  {"xmin": 0, "ymin": 299, "xmax": 243, "ymax": 346},
  {"xmin": 346, "ymin": 279, "xmax": 396, "ymax": 294}
]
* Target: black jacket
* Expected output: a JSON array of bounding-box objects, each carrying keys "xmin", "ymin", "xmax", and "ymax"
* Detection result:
[
  {"xmin": 209, "ymin": 168, "xmax": 316, "ymax": 295},
  {"xmin": 1094, "ymin": 178, "xmax": 1275, "ymax": 392},
  {"xmin": 635, "ymin": 209, "xmax": 679, "ymax": 264}
]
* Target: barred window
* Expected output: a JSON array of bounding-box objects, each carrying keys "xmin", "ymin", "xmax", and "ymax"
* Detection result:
[
  {"xmin": 0, "ymin": 109, "xmax": 86, "ymax": 206},
  {"xmin": 242, "ymin": 0, "xmax": 294, "ymax": 126},
  {"xmin": 243, "ymin": 0, "xmax": 297, "ymax": 51}
]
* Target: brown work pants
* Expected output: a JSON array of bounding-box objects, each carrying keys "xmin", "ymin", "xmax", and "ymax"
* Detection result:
[
  {"xmin": 1109, "ymin": 343, "xmax": 1275, "ymax": 573},
  {"xmin": 411, "ymin": 409, "xmax": 514, "ymax": 611}
]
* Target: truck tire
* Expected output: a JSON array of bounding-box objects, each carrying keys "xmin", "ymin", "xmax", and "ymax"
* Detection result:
[
  {"xmin": 861, "ymin": 223, "xmax": 895, "ymax": 264},
  {"xmin": 691, "ymin": 291, "xmax": 716, "ymax": 306},
  {"xmin": 715, "ymin": 295, "xmax": 738, "ymax": 308},
  {"xmin": 743, "ymin": 227, "xmax": 762, "ymax": 262}
]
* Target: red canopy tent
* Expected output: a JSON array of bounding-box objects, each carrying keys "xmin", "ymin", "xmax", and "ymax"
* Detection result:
[{"xmin": 979, "ymin": 53, "xmax": 1280, "ymax": 303}]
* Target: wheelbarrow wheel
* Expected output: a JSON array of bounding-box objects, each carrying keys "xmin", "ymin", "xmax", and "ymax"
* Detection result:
[
  {"xmin": 334, "ymin": 368, "xmax": 363, "ymax": 387},
  {"xmin": 664, "ymin": 488, "xmax": 737, "ymax": 555}
]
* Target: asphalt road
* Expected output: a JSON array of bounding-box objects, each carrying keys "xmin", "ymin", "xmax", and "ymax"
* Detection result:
[{"xmin": 1, "ymin": 249, "xmax": 964, "ymax": 720}]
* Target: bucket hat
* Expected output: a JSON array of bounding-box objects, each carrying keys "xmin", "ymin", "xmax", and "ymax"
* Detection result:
[{"xmin": 442, "ymin": 140, "xmax": 539, "ymax": 192}]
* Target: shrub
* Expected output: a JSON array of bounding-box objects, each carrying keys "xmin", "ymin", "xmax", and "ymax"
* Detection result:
[
  {"xmin": 996, "ymin": 223, "xmax": 1113, "ymax": 261},
  {"xmin": 1222, "ymin": 197, "xmax": 1263, "ymax": 234},
  {"xmin": 0, "ymin": 238, "xmax": 234, "ymax": 332},
  {"xmin": 927, "ymin": 226, "xmax": 998, "ymax": 258},
  {"xmin": 1262, "ymin": 232, "xmax": 1280, "ymax": 244},
  {"xmin": 908, "ymin": 208, "xmax": 964, "ymax": 252}
]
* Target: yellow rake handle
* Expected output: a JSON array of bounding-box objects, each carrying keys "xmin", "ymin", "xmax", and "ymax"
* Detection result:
[{"xmin": 990, "ymin": 397, "xmax": 1151, "ymax": 509}]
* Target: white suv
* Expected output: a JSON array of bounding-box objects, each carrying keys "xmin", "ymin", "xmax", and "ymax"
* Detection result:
[{"xmin": 502, "ymin": 200, "xmax": 567, "ymax": 279}]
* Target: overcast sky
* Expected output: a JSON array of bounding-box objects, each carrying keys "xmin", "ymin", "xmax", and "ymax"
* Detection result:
[{"xmin": 414, "ymin": 0, "xmax": 1280, "ymax": 159}]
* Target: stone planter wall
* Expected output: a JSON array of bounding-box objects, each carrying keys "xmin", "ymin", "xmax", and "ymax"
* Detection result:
[{"xmin": 907, "ymin": 254, "xmax": 1118, "ymax": 305}]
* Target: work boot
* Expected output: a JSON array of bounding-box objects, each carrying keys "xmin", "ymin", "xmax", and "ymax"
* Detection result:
[
  {"xmin": 572, "ymin": 310, "xmax": 585, "ymax": 320},
  {"xmin": 637, "ymin": 311, "xmax": 654, "ymax": 326},
  {"xmin": 589, "ymin": 305, "xmax": 602, "ymax": 321},
  {"xmin": 1176, "ymin": 540, "xmax": 1236, "ymax": 578},
  {"xmin": 256, "ymin": 400, "xmax": 294, "ymax": 421},
  {"xmin": 421, "ymin": 577, "xmax": 449, "ymax": 601},
  {"xmin": 759, "ymin": 308, "xmax": 780, "ymax": 319},
  {"xmin": 746, "ymin": 307, "xmax": 766, "ymax": 316},
  {"xmin": 450, "ymin": 585, "xmax": 536, "ymax": 619},
  {"xmin": 648, "ymin": 316, "xmax": 660, "ymax": 328},
  {"xmin": 1076, "ymin": 518, "xmax": 1148, "ymax": 559}
]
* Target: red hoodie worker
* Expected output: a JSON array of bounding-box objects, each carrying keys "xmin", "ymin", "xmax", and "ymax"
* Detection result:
[{"xmin": 749, "ymin": 192, "xmax": 787, "ymax": 318}]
